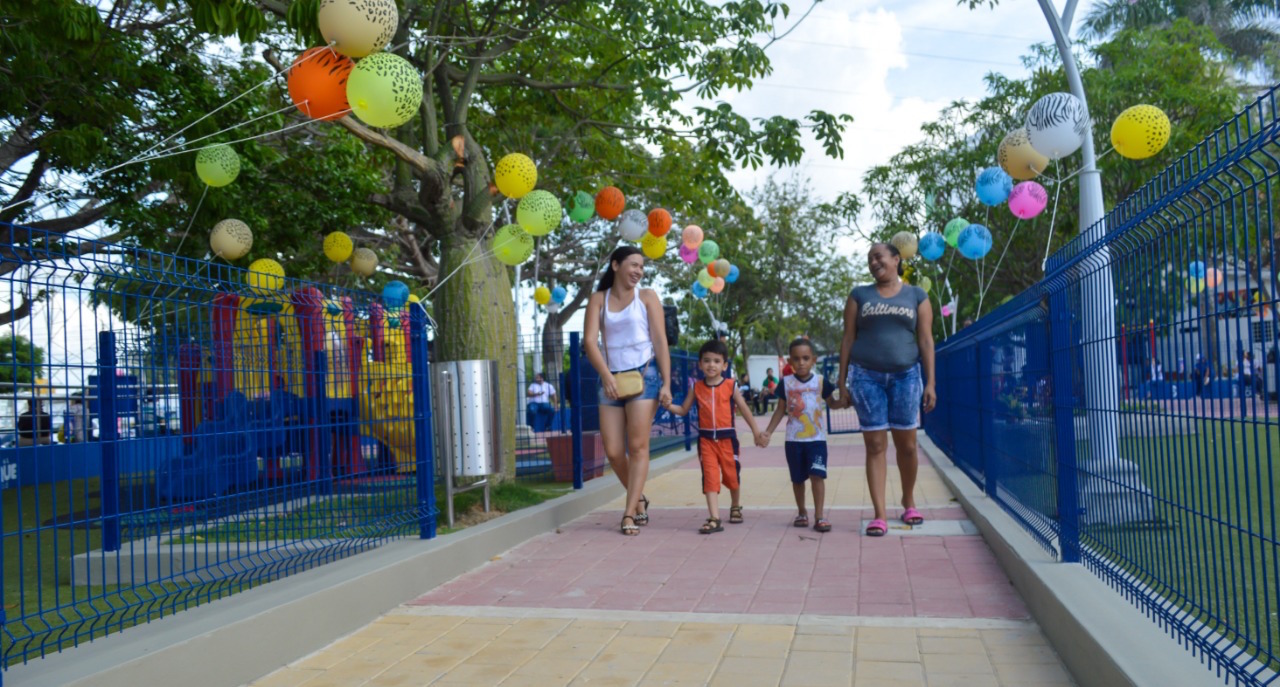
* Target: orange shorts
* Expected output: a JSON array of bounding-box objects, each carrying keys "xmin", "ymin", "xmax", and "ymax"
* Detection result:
[{"xmin": 698, "ymin": 436, "xmax": 740, "ymax": 494}]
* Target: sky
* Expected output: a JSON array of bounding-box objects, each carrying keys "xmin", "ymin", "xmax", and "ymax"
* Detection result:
[{"xmin": 523, "ymin": 0, "xmax": 1079, "ymax": 343}]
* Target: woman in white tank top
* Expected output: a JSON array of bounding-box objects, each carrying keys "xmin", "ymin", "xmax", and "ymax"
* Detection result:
[{"xmin": 584, "ymin": 247, "xmax": 672, "ymax": 536}]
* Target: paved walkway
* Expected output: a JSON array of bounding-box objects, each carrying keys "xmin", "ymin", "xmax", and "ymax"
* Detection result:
[{"xmin": 248, "ymin": 427, "xmax": 1076, "ymax": 686}]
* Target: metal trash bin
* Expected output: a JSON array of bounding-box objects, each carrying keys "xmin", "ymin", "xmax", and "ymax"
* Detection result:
[{"xmin": 432, "ymin": 360, "xmax": 502, "ymax": 477}]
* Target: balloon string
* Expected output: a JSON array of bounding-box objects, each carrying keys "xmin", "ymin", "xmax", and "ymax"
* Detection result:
[
  {"xmin": 979, "ymin": 218, "xmax": 1021, "ymax": 308},
  {"xmin": 137, "ymin": 184, "xmax": 215, "ymax": 322},
  {"xmin": 1041, "ymin": 170, "xmax": 1066, "ymax": 270},
  {"xmin": 422, "ymin": 214, "xmax": 500, "ymax": 301},
  {"xmin": 131, "ymin": 103, "xmax": 306, "ymax": 164}
]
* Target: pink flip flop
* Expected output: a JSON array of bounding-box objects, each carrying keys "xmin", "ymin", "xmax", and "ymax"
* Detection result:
[
  {"xmin": 902, "ymin": 508, "xmax": 924, "ymax": 526},
  {"xmin": 865, "ymin": 519, "xmax": 887, "ymax": 537}
]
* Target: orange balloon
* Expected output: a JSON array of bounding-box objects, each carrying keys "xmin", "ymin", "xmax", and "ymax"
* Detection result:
[
  {"xmin": 287, "ymin": 47, "xmax": 355, "ymax": 121},
  {"xmin": 595, "ymin": 186, "xmax": 625, "ymax": 220},
  {"xmin": 647, "ymin": 208, "xmax": 672, "ymax": 237},
  {"xmin": 707, "ymin": 261, "xmax": 719, "ymax": 277},
  {"xmin": 710, "ymin": 277, "xmax": 725, "ymax": 294}
]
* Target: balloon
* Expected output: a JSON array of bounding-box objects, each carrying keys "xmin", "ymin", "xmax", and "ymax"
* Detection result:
[
  {"xmin": 287, "ymin": 47, "xmax": 354, "ymax": 121},
  {"xmin": 1188, "ymin": 277, "xmax": 1205, "ymax": 295},
  {"xmin": 1204, "ymin": 268, "xmax": 1222, "ymax": 288},
  {"xmin": 647, "ymin": 209, "xmax": 672, "ymax": 237},
  {"xmin": 494, "ymin": 153, "xmax": 537, "ymax": 199},
  {"xmin": 346, "ymin": 52, "xmax": 423, "ymax": 128},
  {"xmin": 682, "ymin": 225, "xmax": 704, "ymax": 249},
  {"xmin": 725, "ymin": 264, "xmax": 740, "ymax": 284},
  {"xmin": 318, "ymin": 0, "xmax": 397, "ymax": 58},
  {"xmin": 709, "ymin": 259, "xmax": 729, "ymax": 278},
  {"xmin": 1026, "ymin": 92, "xmax": 1088, "ymax": 160},
  {"xmin": 941, "ymin": 303, "xmax": 954, "ymax": 317},
  {"xmin": 1008, "ymin": 181, "xmax": 1048, "ymax": 219},
  {"xmin": 890, "ymin": 231, "xmax": 918, "ymax": 260},
  {"xmin": 975, "ymin": 167, "xmax": 1013, "ymax": 206},
  {"xmin": 1188, "ymin": 261, "xmax": 1206, "ymax": 279},
  {"xmin": 568, "ymin": 190, "xmax": 594, "ymax": 222},
  {"xmin": 350, "ymin": 247, "xmax": 379, "ymax": 276},
  {"xmin": 246, "ymin": 258, "xmax": 285, "ymax": 293},
  {"xmin": 998, "ymin": 127, "xmax": 1049, "ymax": 181},
  {"xmin": 491, "ymin": 224, "xmax": 534, "ymax": 266},
  {"xmin": 516, "ymin": 190, "xmax": 561, "ymax": 236},
  {"xmin": 918, "ymin": 232, "xmax": 946, "ymax": 261},
  {"xmin": 641, "ymin": 232, "xmax": 666, "ymax": 259},
  {"xmin": 195, "ymin": 145, "xmax": 240, "ymax": 187},
  {"xmin": 692, "ymin": 281, "xmax": 709, "ymax": 299},
  {"xmin": 617, "ymin": 208, "xmax": 649, "ymax": 241},
  {"xmin": 551, "ymin": 286, "xmax": 567, "ymax": 304},
  {"xmin": 408, "ymin": 294, "xmax": 420, "ymax": 303},
  {"xmin": 698, "ymin": 239, "xmax": 720, "ymax": 264},
  {"xmin": 381, "ymin": 280, "xmax": 409, "ymax": 309},
  {"xmin": 918, "ymin": 276, "xmax": 933, "ymax": 294},
  {"xmin": 1111, "ymin": 104, "xmax": 1170, "ymax": 160},
  {"xmin": 322, "ymin": 231, "xmax": 353, "ymax": 263},
  {"xmin": 679, "ymin": 243, "xmax": 698, "ymax": 264},
  {"xmin": 710, "ymin": 277, "xmax": 725, "ymax": 294},
  {"xmin": 957, "ymin": 224, "xmax": 993, "ymax": 260},
  {"xmin": 697, "ymin": 268, "xmax": 715, "ymax": 288},
  {"xmin": 595, "ymin": 186, "xmax": 625, "ymax": 220},
  {"xmin": 533, "ymin": 286, "xmax": 551, "ymax": 305},
  {"xmin": 209, "ymin": 219, "xmax": 253, "ymax": 260},
  {"xmin": 944, "ymin": 218, "xmax": 969, "ymax": 247}
]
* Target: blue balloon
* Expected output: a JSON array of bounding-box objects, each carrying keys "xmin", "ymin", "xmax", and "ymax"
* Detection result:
[
  {"xmin": 551, "ymin": 286, "xmax": 567, "ymax": 304},
  {"xmin": 1188, "ymin": 261, "xmax": 1206, "ymax": 278},
  {"xmin": 975, "ymin": 166, "xmax": 1013, "ymax": 206},
  {"xmin": 958, "ymin": 224, "xmax": 993, "ymax": 260},
  {"xmin": 919, "ymin": 232, "xmax": 946, "ymax": 261},
  {"xmin": 692, "ymin": 281, "xmax": 709, "ymax": 299},
  {"xmin": 725, "ymin": 264, "xmax": 740, "ymax": 284},
  {"xmin": 381, "ymin": 280, "xmax": 410, "ymax": 309}
]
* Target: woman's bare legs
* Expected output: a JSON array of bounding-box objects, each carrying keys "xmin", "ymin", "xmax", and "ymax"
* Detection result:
[
  {"xmin": 890, "ymin": 428, "xmax": 919, "ymax": 511},
  {"xmin": 863, "ymin": 429, "xmax": 890, "ymax": 521},
  {"xmin": 622, "ymin": 399, "xmax": 656, "ymax": 519},
  {"xmin": 599, "ymin": 405, "xmax": 632, "ymax": 510}
]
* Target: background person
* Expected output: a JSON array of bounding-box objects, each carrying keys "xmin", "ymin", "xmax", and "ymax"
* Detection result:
[{"xmin": 525, "ymin": 372, "xmax": 557, "ymax": 432}]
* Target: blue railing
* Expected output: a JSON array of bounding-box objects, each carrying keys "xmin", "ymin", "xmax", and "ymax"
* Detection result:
[
  {"xmin": 0, "ymin": 224, "xmax": 437, "ymax": 672},
  {"xmin": 927, "ymin": 85, "xmax": 1280, "ymax": 685}
]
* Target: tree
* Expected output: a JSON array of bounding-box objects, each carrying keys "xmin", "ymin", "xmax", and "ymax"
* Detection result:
[{"xmin": 0, "ymin": 334, "xmax": 45, "ymax": 389}]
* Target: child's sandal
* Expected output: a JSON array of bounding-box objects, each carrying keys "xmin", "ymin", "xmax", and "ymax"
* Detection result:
[
  {"xmin": 793, "ymin": 514, "xmax": 809, "ymax": 528},
  {"xmin": 699, "ymin": 517, "xmax": 723, "ymax": 534},
  {"xmin": 729, "ymin": 506, "xmax": 744, "ymax": 524}
]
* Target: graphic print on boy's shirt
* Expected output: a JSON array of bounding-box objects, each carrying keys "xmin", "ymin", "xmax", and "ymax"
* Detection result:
[{"xmin": 776, "ymin": 373, "xmax": 835, "ymax": 443}]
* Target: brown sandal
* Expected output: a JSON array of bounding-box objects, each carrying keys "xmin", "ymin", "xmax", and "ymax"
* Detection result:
[
  {"xmin": 620, "ymin": 515, "xmax": 640, "ymax": 536},
  {"xmin": 699, "ymin": 518, "xmax": 723, "ymax": 534},
  {"xmin": 729, "ymin": 506, "xmax": 743, "ymax": 524}
]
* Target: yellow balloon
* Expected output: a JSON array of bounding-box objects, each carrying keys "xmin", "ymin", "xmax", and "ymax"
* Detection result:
[
  {"xmin": 1111, "ymin": 104, "xmax": 1171, "ymax": 160},
  {"xmin": 323, "ymin": 231, "xmax": 354, "ymax": 263},
  {"xmin": 195, "ymin": 145, "xmax": 240, "ymax": 187},
  {"xmin": 408, "ymin": 294, "xmax": 420, "ymax": 303},
  {"xmin": 346, "ymin": 53, "xmax": 423, "ymax": 128},
  {"xmin": 246, "ymin": 258, "xmax": 285, "ymax": 293},
  {"xmin": 494, "ymin": 153, "xmax": 537, "ymax": 199},
  {"xmin": 533, "ymin": 286, "xmax": 552, "ymax": 305},
  {"xmin": 1188, "ymin": 277, "xmax": 1205, "ymax": 295},
  {"xmin": 918, "ymin": 275, "xmax": 932, "ymax": 293},
  {"xmin": 318, "ymin": 0, "xmax": 398, "ymax": 58},
  {"xmin": 209, "ymin": 219, "xmax": 253, "ymax": 260},
  {"xmin": 492, "ymin": 224, "xmax": 534, "ymax": 266},
  {"xmin": 890, "ymin": 231, "xmax": 918, "ymax": 261},
  {"xmin": 641, "ymin": 232, "xmax": 666, "ymax": 259},
  {"xmin": 350, "ymin": 247, "xmax": 379, "ymax": 276},
  {"xmin": 998, "ymin": 127, "xmax": 1049, "ymax": 181}
]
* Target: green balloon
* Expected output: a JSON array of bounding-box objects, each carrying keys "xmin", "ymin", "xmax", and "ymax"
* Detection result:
[
  {"xmin": 517, "ymin": 189, "xmax": 562, "ymax": 236},
  {"xmin": 697, "ymin": 268, "xmax": 715, "ymax": 288},
  {"xmin": 944, "ymin": 218, "xmax": 970, "ymax": 247},
  {"xmin": 573, "ymin": 190, "xmax": 594, "ymax": 210},
  {"xmin": 492, "ymin": 224, "xmax": 534, "ymax": 266},
  {"xmin": 195, "ymin": 145, "xmax": 240, "ymax": 187},
  {"xmin": 347, "ymin": 53, "xmax": 424, "ymax": 128},
  {"xmin": 698, "ymin": 239, "xmax": 720, "ymax": 264}
]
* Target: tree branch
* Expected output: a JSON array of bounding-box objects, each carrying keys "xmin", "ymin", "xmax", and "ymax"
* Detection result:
[
  {"xmin": 0, "ymin": 152, "xmax": 48, "ymax": 223},
  {"xmin": 0, "ymin": 294, "xmax": 31, "ymax": 327}
]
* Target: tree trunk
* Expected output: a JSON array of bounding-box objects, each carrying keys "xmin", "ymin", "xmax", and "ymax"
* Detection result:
[
  {"xmin": 541, "ymin": 312, "xmax": 565, "ymax": 379},
  {"xmin": 434, "ymin": 235, "xmax": 518, "ymax": 479}
]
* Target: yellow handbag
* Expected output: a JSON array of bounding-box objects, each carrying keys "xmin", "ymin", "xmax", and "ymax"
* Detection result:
[{"xmin": 614, "ymin": 369, "xmax": 645, "ymax": 399}]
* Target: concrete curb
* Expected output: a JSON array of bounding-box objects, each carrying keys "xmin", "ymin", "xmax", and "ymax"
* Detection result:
[
  {"xmin": 916, "ymin": 434, "xmax": 1216, "ymax": 687},
  {"xmin": 10, "ymin": 448, "xmax": 695, "ymax": 687}
]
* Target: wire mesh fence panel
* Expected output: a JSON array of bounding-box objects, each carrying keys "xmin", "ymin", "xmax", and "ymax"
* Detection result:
[
  {"xmin": 0, "ymin": 224, "xmax": 437, "ymax": 670},
  {"xmin": 927, "ymin": 87, "xmax": 1280, "ymax": 685}
]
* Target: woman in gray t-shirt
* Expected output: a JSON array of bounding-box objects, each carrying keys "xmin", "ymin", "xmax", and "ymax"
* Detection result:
[{"xmin": 837, "ymin": 242, "xmax": 936, "ymax": 537}]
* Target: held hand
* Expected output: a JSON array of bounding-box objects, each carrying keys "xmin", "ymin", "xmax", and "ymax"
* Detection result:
[
  {"xmin": 835, "ymin": 385, "xmax": 852, "ymax": 410},
  {"xmin": 602, "ymin": 374, "xmax": 619, "ymax": 401},
  {"xmin": 658, "ymin": 383, "xmax": 673, "ymax": 408},
  {"xmin": 922, "ymin": 385, "xmax": 937, "ymax": 413},
  {"xmin": 755, "ymin": 431, "xmax": 770, "ymax": 448}
]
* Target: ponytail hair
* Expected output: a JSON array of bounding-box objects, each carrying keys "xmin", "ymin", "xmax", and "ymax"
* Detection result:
[
  {"xmin": 596, "ymin": 246, "xmax": 645, "ymax": 291},
  {"xmin": 873, "ymin": 242, "xmax": 905, "ymax": 276}
]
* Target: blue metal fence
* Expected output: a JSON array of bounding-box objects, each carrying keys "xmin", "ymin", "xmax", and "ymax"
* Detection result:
[
  {"xmin": 0, "ymin": 224, "xmax": 437, "ymax": 672},
  {"xmin": 926, "ymin": 86, "xmax": 1280, "ymax": 684}
]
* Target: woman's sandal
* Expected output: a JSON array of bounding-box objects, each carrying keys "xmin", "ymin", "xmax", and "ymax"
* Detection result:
[
  {"xmin": 620, "ymin": 515, "xmax": 640, "ymax": 536},
  {"xmin": 634, "ymin": 495, "xmax": 650, "ymax": 526},
  {"xmin": 699, "ymin": 517, "xmax": 724, "ymax": 534},
  {"xmin": 865, "ymin": 518, "xmax": 888, "ymax": 537},
  {"xmin": 793, "ymin": 514, "xmax": 809, "ymax": 528},
  {"xmin": 729, "ymin": 506, "xmax": 744, "ymax": 524}
]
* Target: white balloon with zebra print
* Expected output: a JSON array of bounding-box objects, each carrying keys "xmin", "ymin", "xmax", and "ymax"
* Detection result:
[{"xmin": 1025, "ymin": 92, "xmax": 1089, "ymax": 161}]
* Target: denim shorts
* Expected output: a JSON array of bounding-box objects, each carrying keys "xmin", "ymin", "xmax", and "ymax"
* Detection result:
[
  {"xmin": 599, "ymin": 359, "xmax": 662, "ymax": 407},
  {"xmin": 847, "ymin": 363, "xmax": 922, "ymax": 431}
]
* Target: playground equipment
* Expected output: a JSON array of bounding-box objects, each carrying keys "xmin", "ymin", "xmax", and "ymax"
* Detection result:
[{"xmin": 160, "ymin": 288, "xmax": 419, "ymax": 501}]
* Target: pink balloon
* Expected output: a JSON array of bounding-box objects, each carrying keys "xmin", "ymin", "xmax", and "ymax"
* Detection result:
[
  {"xmin": 1008, "ymin": 181, "xmax": 1048, "ymax": 220},
  {"xmin": 1205, "ymin": 268, "xmax": 1222, "ymax": 288},
  {"xmin": 710, "ymin": 277, "xmax": 725, "ymax": 294},
  {"xmin": 679, "ymin": 243, "xmax": 698, "ymax": 264},
  {"xmin": 682, "ymin": 224, "xmax": 704, "ymax": 249}
]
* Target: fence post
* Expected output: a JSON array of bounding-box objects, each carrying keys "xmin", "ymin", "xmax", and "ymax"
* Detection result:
[
  {"xmin": 977, "ymin": 342, "xmax": 997, "ymax": 498},
  {"xmin": 1048, "ymin": 293, "xmax": 1081, "ymax": 563},
  {"xmin": 681, "ymin": 354, "xmax": 692, "ymax": 451},
  {"xmin": 97, "ymin": 331, "xmax": 121, "ymax": 553},
  {"xmin": 409, "ymin": 304, "xmax": 436, "ymax": 539},
  {"xmin": 569, "ymin": 333, "xmax": 584, "ymax": 489}
]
